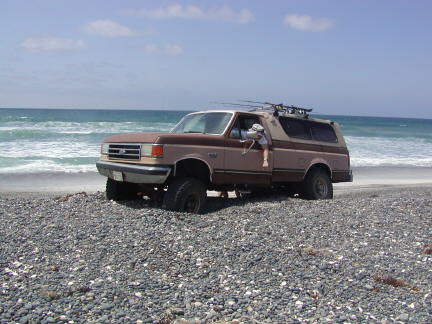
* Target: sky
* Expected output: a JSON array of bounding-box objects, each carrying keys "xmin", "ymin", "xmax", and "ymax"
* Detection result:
[{"xmin": 1, "ymin": 0, "xmax": 431, "ymax": 118}]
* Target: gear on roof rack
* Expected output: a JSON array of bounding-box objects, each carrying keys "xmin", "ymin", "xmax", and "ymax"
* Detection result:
[
  {"xmin": 242, "ymin": 100, "xmax": 312, "ymax": 117},
  {"xmin": 215, "ymin": 100, "xmax": 312, "ymax": 118}
]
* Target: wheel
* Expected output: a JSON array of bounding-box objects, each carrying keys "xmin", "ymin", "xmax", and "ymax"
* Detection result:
[
  {"xmin": 301, "ymin": 169, "xmax": 333, "ymax": 200},
  {"xmin": 106, "ymin": 178, "xmax": 139, "ymax": 201},
  {"xmin": 162, "ymin": 177, "xmax": 207, "ymax": 213}
]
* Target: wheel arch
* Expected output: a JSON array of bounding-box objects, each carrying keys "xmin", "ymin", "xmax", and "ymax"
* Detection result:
[
  {"xmin": 304, "ymin": 162, "xmax": 332, "ymax": 180},
  {"xmin": 173, "ymin": 158, "xmax": 212, "ymax": 184}
]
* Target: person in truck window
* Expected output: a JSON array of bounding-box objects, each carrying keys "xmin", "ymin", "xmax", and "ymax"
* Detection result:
[
  {"xmin": 241, "ymin": 123, "xmax": 269, "ymax": 168},
  {"xmin": 235, "ymin": 118, "xmax": 269, "ymax": 168},
  {"xmin": 220, "ymin": 118, "xmax": 270, "ymax": 198},
  {"xmin": 231, "ymin": 117, "xmax": 270, "ymax": 168}
]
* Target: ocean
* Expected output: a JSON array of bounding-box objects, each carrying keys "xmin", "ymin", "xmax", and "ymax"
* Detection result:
[{"xmin": 1, "ymin": 108, "xmax": 432, "ymax": 174}]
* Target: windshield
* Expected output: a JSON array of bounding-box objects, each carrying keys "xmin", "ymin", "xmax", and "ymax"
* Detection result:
[{"xmin": 171, "ymin": 112, "xmax": 233, "ymax": 134}]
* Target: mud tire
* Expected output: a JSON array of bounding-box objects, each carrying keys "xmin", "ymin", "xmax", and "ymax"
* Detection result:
[
  {"xmin": 106, "ymin": 178, "xmax": 139, "ymax": 201},
  {"xmin": 163, "ymin": 177, "xmax": 207, "ymax": 213},
  {"xmin": 301, "ymin": 169, "xmax": 333, "ymax": 200}
]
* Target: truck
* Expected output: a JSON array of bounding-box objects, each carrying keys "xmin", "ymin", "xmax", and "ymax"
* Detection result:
[{"xmin": 96, "ymin": 106, "xmax": 352, "ymax": 213}]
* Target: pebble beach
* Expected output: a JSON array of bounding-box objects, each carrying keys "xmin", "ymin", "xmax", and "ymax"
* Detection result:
[{"xmin": 1, "ymin": 187, "xmax": 431, "ymax": 323}]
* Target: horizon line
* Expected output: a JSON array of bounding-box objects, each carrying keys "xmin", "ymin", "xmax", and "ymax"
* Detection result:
[{"xmin": 0, "ymin": 106, "xmax": 431, "ymax": 121}]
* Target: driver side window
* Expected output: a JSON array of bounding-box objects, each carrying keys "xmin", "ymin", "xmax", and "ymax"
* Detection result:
[
  {"xmin": 229, "ymin": 116, "xmax": 260, "ymax": 139},
  {"xmin": 229, "ymin": 120, "xmax": 241, "ymax": 139}
]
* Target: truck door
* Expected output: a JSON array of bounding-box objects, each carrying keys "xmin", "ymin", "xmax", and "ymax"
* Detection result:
[{"xmin": 223, "ymin": 114, "xmax": 271, "ymax": 185}]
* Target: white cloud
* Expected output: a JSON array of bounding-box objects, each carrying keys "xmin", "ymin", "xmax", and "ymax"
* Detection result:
[
  {"xmin": 283, "ymin": 14, "xmax": 334, "ymax": 32},
  {"xmin": 164, "ymin": 44, "xmax": 183, "ymax": 56},
  {"xmin": 123, "ymin": 4, "xmax": 255, "ymax": 24},
  {"xmin": 82, "ymin": 19, "xmax": 148, "ymax": 37},
  {"xmin": 142, "ymin": 44, "xmax": 183, "ymax": 56},
  {"xmin": 21, "ymin": 37, "xmax": 86, "ymax": 52}
]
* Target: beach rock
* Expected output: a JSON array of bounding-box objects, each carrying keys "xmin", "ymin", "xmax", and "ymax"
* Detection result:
[{"xmin": 0, "ymin": 188, "xmax": 431, "ymax": 323}]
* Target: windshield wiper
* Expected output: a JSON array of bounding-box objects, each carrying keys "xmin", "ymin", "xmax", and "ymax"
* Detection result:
[{"xmin": 183, "ymin": 131, "xmax": 204, "ymax": 133}]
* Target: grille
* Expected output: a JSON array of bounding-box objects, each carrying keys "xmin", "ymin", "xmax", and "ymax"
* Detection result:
[{"xmin": 108, "ymin": 144, "xmax": 141, "ymax": 160}]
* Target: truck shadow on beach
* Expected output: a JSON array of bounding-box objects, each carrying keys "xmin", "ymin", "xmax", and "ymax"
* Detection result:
[{"xmin": 117, "ymin": 194, "xmax": 295, "ymax": 214}]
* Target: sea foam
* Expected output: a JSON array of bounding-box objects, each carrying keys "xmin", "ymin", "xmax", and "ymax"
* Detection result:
[{"xmin": 1, "ymin": 109, "xmax": 431, "ymax": 173}]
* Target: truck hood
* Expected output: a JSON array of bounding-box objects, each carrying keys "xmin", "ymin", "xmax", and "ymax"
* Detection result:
[
  {"xmin": 103, "ymin": 132, "xmax": 162, "ymax": 143},
  {"xmin": 103, "ymin": 132, "xmax": 226, "ymax": 146}
]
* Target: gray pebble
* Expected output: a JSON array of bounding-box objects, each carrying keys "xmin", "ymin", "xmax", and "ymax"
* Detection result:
[
  {"xmin": 100, "ymin": 303, "xmax": 114, "ymax": 310},
  {"xmin": 398, "ymin": 313, "xmax": 409, "ymax": 321}
]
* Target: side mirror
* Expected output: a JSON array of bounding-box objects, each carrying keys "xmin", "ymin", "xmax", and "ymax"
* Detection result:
[{"xmin": 230, "ymin": 128, "xmax": 240, "ymax": 139}]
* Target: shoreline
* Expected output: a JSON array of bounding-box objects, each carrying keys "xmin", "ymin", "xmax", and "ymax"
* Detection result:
[{"xmin": 1, "ymin": 166, "xmax": 432, "ymax": 197}]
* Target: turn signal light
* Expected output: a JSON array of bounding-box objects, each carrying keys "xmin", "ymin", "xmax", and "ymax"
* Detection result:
[{"xmin": 151, "ymin": 145, "xmax": 164, "ymax": 157}]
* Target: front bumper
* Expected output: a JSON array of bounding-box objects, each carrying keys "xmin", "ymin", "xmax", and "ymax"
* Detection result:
[{"xmin": 96, "ymin": 161, "xmax": 172, "ymax": 184}]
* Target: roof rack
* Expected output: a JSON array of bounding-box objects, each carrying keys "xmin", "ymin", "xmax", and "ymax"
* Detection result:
[
  {"xmin": 243, "ymin": 100, "xmax": 312, "ymax": 117},
  {"xmin": 215, "ymin": 100, "xmax": 313, "ymax": 117}
]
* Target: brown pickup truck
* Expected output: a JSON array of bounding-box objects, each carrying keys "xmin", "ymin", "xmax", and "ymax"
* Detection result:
[{"xmin": 96, "ymin": 109, "xmax": 352, "ymax": 212}]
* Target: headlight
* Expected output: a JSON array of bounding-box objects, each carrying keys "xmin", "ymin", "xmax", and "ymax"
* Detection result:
[
  {"xmin": 101, "ymin": 143, "xmax": 110, "ymax": 154},
  {"xmin": 141, "ymin": 144, "xmax": 164, "ymax": 158},
  {"xmin": 140, "ymin": 144, "xmax": 152, "ymax": 157}
]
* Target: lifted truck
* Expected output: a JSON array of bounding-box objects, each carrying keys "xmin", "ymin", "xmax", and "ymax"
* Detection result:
[{"xmin": 96, "ymin": 106, "xmax": 352, "ymax": 213}]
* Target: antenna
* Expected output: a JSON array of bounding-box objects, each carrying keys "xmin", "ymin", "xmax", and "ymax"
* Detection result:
[{"xmin": 214, "ymin": 102, "xmax": 263, "ymax": 109}]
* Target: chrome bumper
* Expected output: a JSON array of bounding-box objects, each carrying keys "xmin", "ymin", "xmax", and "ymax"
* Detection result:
[{"xmin": 96, "ymin": 161, "xmax": 172, "ymax": 184}]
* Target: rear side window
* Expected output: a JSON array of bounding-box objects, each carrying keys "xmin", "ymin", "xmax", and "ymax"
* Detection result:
[
  {"xmin": 279, "ymin": 118, "xmax": 312, "ymax": 140},
  {"xmin": 279, "ymin": 117, "xmax": 337, "ymax": 142},
  {"xmin": 310, "ymin": 123, "xmax": 338, "ymax": 142}
]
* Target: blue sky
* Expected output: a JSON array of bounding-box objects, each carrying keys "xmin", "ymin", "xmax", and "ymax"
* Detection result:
[{"xmin": 1, "ymin": 0, "xmax": 431, "ymax": 118}]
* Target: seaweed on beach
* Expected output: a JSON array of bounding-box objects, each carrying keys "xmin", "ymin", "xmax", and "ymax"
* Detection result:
[
  {"xmin": 372, "ymin": 274, "xmax": 418, "ymax": 291},
  {"xmin": 423, "ymin": 243, "xmax": 432, "ymax": 255},
  {"xmin": 55, "ymin": 191, "xmax": 88, "ymax": 202},
  {"xmin": 303, "ymin": 247, "xmax": 332, "ymax": 256}
]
